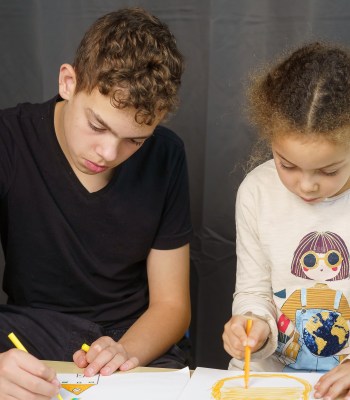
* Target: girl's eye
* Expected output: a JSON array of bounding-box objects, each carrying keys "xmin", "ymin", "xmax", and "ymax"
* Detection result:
[
  {"xmin": 88, "ymin": 122, "xmax": 106, "ymax": 132},
  {"xmin": 280, "ymin": 162, "xmax": 295, "ymax": 170}
]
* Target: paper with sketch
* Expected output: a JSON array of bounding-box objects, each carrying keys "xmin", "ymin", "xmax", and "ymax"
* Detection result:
[
  {"xmin": 178, "ymin": 367, "xmax": 328, "ymax": 400},
  {"xmin": 54, "ymin": 367, "xmax": 190, "ymax": 400}
]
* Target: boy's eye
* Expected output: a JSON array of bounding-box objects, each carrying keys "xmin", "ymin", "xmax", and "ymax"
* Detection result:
[
  {"xmin": 129, "ymin": 139, "xmax": 145, "ymax": 147},
  {"xmin": 88, "ymin": 122, "xmax": 106, "ymax": 132},
  {"xmin": 322, "ymin": 170, "xmax": 338, "ymax": 176}
]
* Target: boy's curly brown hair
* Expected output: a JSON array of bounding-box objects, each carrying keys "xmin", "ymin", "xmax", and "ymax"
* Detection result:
[{"xmin": 73, "ymin": 8, "xmax": 184, "ymax": 125}]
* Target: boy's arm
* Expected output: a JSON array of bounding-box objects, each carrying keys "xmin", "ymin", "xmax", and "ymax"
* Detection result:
[
  {"xmin": 119, "ymin": 243, "xmax": 191, "ymax": 366},
  {"xmin": 74, "ymin": 243, "xmax": 191, "ymax": 375}
]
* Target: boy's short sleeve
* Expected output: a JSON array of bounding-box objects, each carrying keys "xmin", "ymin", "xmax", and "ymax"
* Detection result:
[
  {"xmin": 150, "ymin": 131, "xmax": 192, "ymax": 250},
  {"xmin": 0, "ymin": 113, "xmax": 16, "ymax": 198}
]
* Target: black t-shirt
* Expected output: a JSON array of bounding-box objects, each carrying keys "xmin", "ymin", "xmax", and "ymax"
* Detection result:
[{"xmin": 0, "ymin": 96, "xmax": 192, "ymax": 328}]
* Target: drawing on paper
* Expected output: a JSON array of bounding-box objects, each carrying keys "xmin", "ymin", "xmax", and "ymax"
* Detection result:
[
  {"xmin": 59, "ymin": 373, "xmax": 100, "ymax": 396},
  {"xmin": 211, "ymin": 373, "xmax": 312, "ymax": 400}
]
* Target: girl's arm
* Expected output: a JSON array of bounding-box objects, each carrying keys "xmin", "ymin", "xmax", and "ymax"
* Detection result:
[{"xmin": 230, "ymin": 179, "xmax": 278, "ymax": 359}]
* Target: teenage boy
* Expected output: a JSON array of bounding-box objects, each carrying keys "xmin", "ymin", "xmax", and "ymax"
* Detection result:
[{"xmin": 0, "ymin": 8, "xmax": 192, "ymax": 399}]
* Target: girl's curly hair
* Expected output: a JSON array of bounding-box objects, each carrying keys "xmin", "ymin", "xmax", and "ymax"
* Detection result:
[
  {"xmin": 248, "ymin": 41, "xmax": 350, "ymax": 143},
  {"xmin": 244, "ymin": 42, "xmax": 350, "ymax": 171}
]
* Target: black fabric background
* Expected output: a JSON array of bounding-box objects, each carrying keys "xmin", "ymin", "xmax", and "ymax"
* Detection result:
[{"xmin": 1, "ymin": 0, "xmax": 350, "ymax": 369}]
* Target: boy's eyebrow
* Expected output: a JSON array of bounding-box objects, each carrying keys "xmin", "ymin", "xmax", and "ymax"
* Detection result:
[
  {"xmin": 87, "ymin": 108, "xmax": 153, "ymax": 139},
  {"xmin": 275, "ymin": 151, "xmax": 345, "ymax": 169}
]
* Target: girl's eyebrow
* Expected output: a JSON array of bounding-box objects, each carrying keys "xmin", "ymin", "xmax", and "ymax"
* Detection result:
[
  {"xmin": 275, "ymin": 151, "xmax": 345, "ymax": 169},
  {"xmin": 275, "ymin": 152, "xmax": 295, "ymax": 165}
]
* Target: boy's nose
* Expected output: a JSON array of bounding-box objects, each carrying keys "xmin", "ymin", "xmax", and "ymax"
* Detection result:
[{"xmin": 98, "ymin": 137, "xmax": 120, "ymax": 162}]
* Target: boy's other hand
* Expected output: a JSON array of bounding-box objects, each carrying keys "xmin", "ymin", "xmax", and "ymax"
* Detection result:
[{"xmin": 73, "ymin": 336, "xmax": 139, "ymax": 376}]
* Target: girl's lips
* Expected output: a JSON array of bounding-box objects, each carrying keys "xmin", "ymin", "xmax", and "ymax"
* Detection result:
[
  {"xmin": 300, "ymin": 196, "xmax": 321, "ymax": 203},
  {"xmin": 84, "ymin": 159, "xmax": 108, "ymax": 173}
]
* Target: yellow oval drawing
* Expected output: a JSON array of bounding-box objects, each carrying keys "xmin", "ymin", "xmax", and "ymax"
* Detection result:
[{"xmin": 211, "ymin": 373, "xmax": 313, "ymax": 400}]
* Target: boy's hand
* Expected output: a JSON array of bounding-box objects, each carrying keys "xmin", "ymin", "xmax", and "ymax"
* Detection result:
[
  {"xmin": 314, "ymin": 360, "xmax": 350, "ymax": 400},
  {"xmin": 73, "ymin": 336, "xmax": 139, "ymax": 376},
  {"xmin": 0, "ymin": 349, "xmax": 61, "ymax": 399},
  {"xmin": 222, "ymin": 314, "xmax": 270, "ymax": 359}
]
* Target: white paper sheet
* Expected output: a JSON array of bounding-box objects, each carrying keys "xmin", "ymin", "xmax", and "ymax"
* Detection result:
[
  {"xmin": 178, "ymin": 367, "xmax": 326, "ymax": 400},
  {"xmin": 54, "ymin": 367, "xmax": 190, "ymax": 400}
]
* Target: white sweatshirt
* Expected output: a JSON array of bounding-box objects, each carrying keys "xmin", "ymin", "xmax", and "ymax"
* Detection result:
[{"xmin": 231, "ymin": 159, "xmax": 350, "ymax": 372}]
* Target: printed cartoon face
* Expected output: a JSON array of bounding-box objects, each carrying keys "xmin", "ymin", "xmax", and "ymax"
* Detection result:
[
  {"xmin": 300, "ymin": 250, "xmax": 343, "ymax": 280},
  {"xmin": 291, "ymin": 232, "xmax": 350, "ymax": 281}
]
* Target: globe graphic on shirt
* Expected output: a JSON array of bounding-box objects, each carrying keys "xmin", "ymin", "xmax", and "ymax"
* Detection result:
[{"xmin": 303, "ymin": 311, "xmax": 349, "ymax": 357}]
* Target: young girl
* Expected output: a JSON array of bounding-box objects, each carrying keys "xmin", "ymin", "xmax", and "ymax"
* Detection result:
[{"xmin": 223, "ymin": 42, "xmax": 350, "ymax": 400}]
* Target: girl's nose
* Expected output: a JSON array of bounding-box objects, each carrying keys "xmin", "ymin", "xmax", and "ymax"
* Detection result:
[{"xmin": 299, "ymin": 173, "xmax": 318, "ymax": 193}]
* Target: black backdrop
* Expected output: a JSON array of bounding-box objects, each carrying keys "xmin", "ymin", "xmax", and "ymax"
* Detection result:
[{"xmin": 1, "ymin": 0, "xmax": 350, "ymax": 369}]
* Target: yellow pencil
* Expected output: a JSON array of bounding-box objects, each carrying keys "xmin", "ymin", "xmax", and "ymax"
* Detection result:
[
  {"xmin": 8, "ymin": 332, "xmax": 64, "ymax": 400},
  {"xmin": 81, "ymin": 343, "xmax": 90, "ymax": 352},
  {"xmin": 244, "ymin": 319, "xmax": 253, "ymax": 389},
  {"xmin": 8, "ymin": 332, "xmax": 28, "ymax": 352}
]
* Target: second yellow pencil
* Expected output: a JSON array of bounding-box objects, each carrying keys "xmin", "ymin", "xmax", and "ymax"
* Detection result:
[{"xmin": 244, "ymin": 319, "xmax": 253, "ymax": 389}]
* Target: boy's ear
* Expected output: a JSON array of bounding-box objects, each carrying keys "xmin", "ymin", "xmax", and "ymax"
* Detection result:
[{"xmin": 58, "ymin": 64, "xmax": 77, "ymax": 100}]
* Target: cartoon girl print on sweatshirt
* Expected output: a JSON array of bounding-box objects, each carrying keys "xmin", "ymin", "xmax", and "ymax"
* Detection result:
[
  {"xmin": 275, "ymin": 232, "xmax": 350, "ymax": 371},
  {"xmin": 291, "ymin": 231, "xmax": 349, "ymax": 282}
]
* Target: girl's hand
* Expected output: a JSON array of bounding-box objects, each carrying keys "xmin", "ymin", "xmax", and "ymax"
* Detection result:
[
  {"xmin": 73, "ymin": 336, "xmax": 139, "ymax": 376},
  {"xmin": 314, "ymin": 360, "xmax": 350, "ymax": 400},
  {"xmin": 222, "ymin": 314, "xmax": 270, "ymax": 359}
]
